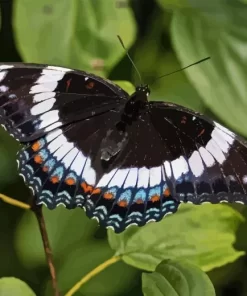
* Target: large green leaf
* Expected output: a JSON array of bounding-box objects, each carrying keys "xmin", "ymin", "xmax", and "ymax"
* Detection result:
[
  {"xmin": 14, "ymin": 207, "xmax": 98, "ymax": 268},
  {"xmin": 0, "ymin": 277, "xmax": 36, "ymax": 296},
  {"xmin": 142, "ymin": 260, "xmax": 215, "ymax": 296},
  {"xmin": 108, "ymin": 204, "xmax": 244, "ymax": 272},
  {"xmin": 13, "ymin": 0, "xmax": 136, "ymax": 77},
  {"xmin": 170, "ymin": 1, "xmax": 247, "ymax": 136},
  {"xmin": 44, "ymin": 240, "xmax": 140, "ymax": 296}
]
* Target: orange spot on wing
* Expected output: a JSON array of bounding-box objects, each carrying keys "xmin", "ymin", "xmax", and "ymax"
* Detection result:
[
  {"xmin": 81, "ymin": 182, "xmax": 93, "ymax": 193},
  {"xmin": 92, "ymin": 188, "xmax": 101, "ymax": 195},
  {"xmin": 103, "ymin": 192, "xmax": 114, "ymax": 200},
  {"xmin": 136, "ymin": 198, "xmax": 144, "ymax": 204},
  {"xmin": 181, "ymin": 116, "xmax": 187, "ymax": 124},
  {"xmin": 164, "ymin": 188, "xmax": 171, "ymax": 197},
  {"xmin": 118, "ymin": 200, "xmax": 128, "ymax": 207},
  {"xmin": 66, "ymin": 78, "xmax": 72, "ymax": 92},
  {"xmin": 151, "ymin": 194, "xmax": 160, "ymax": 202},
  {"xmin": 34, "ymin": 154, "xmax": 43, "ymax": 164},
  {"xmin": 50, "ymin": 176, "xmax": 59, "ymax": 184},
  {"xmin": 86, "ymin": 81, "xmax": 95, "ymax": 89},
  {"xmin": 197, "ymin": 129, "xmax": 205, "ymax": 137},
  {"xmin": 32, "ymin": 141, "xmax": 40, "ymax": 152},
  {"xmin": 65, "ymin": 177, "xmax": 76, "ymax": 185}
]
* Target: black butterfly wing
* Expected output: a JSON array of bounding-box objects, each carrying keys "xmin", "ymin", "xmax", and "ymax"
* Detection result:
[
  {"xmin": 17, "ymin": 98, "xmax": 247, "ymax": 233},
  {"xmin": 4, "ymin": 63, "xmax": 247, "ymax": 233},
  {"xmin": 17, "ymin": 108, "xmax": 124, "ymax": 210},
  {"xmin": 0, "ymin": 63, "xmax": 128, "ymax": 141},
  {"xmin": 149, "ymin": 102, "xmax": 247, "ymax": 204},
  {"xmin": 18, "ymin": 105, "xmax": 180, "ymax": 233},
  {"xmin": 77, "ymin": 102, "xmax": 247, "ymax": 232}
]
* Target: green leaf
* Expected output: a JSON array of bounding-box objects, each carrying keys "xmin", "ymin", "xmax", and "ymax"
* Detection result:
[
  {"xmin": 0, "ymin": 277, "xmax": 36, "ymax": 296},
  {"xmin": 14, "ymin": 207, "xmax": 98, "ymax": 268},
  {"xmin": 108, "ymin": 204, "xmax": 244, "ymax": 272},
  {"xmin": 13, "ymin": 0, "xmax": 136, "ymax": 77},
  {"xmin": 113, "ymin": 80, "xmax": 135, "ymax": 95},
  {"xmin": 170, "ymin": 2, "xmax": 247, "ymax": 136},
  {"xmin": 142, "ymin": 259, "xmax": 215, "ymax": 296},
  {"xmin": 44, "ymin": 240, "xmax": 140, "ymax": 296}
]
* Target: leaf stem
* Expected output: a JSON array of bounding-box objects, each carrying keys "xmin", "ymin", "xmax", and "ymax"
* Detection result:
[
  {"xmin": 0, "ymin": 193, "xmax": 30, "ymax": 210},
  {"xmin": 31, "ymin": 203, "xmax": 60, "ymax": 296},
  {"xmin": 65, "ymin": 255, "xmax": 122, "ymax": 296}
]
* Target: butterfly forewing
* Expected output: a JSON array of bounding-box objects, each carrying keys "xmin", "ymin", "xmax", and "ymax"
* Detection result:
[
  {"xmin": 0, "ymin": 63, "xmax": 128, "ymax": 141},
  {"xmin": 150, "ymin": 102, "xmax": 247, "ymax": 203}
]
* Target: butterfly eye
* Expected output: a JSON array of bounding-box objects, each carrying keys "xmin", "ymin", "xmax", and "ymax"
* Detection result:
[{"xmin": 85, "ymin": 81, "xmax": 95, "ymax": 89}]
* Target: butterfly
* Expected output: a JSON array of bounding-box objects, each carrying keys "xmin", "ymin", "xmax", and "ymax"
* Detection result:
[{"xmin": 1, "ymin": 63, "xmax": 247, "ymax": 233}]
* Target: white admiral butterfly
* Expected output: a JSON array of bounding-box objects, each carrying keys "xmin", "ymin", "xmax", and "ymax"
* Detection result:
[{"xmin": 0, "ymin": 63, "xmax": 247, "ymax": 233}]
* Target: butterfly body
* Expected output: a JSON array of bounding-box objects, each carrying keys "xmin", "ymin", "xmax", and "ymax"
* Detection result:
[
  {"xmin": 1, "ymin": 63, "xmax": 247, "ymax": 233},
  {"xmin": 100, "ymin": 84, "xmax": 150, "ymax": 163}
]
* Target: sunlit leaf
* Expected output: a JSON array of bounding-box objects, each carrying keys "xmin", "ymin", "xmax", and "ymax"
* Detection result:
[
  {"xmin": 171, "ymin": 2, "xmax": 247, "ymax": 136},
  {"xmin": 13, "ymin": 0, "xmax": 136, "ymax": 77},
  {"xmin": 0, "ymin": 277, "xmax": 36, "ymax": 296},
  {"xmin": 108, "ymin": 204, "xmax": 244, "ymax": 272}
]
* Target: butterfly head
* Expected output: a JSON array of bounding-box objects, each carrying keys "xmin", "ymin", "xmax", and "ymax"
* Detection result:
[{"xmin": 136, "ymin": 84, "xmax": 150, "ymax": 97}]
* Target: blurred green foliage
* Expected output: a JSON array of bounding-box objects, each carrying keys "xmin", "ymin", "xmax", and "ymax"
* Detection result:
[{"xmin": 1, "ymin": 0, "xmax": 247, "ymax": 295}]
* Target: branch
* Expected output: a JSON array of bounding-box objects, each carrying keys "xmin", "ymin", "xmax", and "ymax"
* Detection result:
[
  {"xmin": 65, "ymin": 255, "xmax": 121, "ymax": 296},
  {"xmin": 0, "ymin": 192, "xmax": 60, "ymax": 295},
  {"xmin": 31, "ymin": 203, "xmax": 60, "ymax": 296}
]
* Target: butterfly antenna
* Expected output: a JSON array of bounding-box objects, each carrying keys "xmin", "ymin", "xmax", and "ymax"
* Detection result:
[
  {"xmin": 117, "ymin": 35, "xmax": 143, "ymax": 85},
  {"xmin": 150, "ymin": 57, "xmax": 210, "ymax": 86}
]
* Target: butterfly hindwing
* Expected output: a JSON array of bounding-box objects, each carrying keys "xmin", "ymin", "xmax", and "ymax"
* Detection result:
[
  {"xmin": 17, "ymin": 108, "xmax": 123, "ymax": 209},
  {"xmin": 79, "ymin": 103, "xmax": 247, "ymax": 232}
]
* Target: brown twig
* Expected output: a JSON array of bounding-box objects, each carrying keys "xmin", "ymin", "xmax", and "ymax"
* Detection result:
[{"xmin": 31, "ymin": 203, "xmax": 60, "ymax": 296}]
